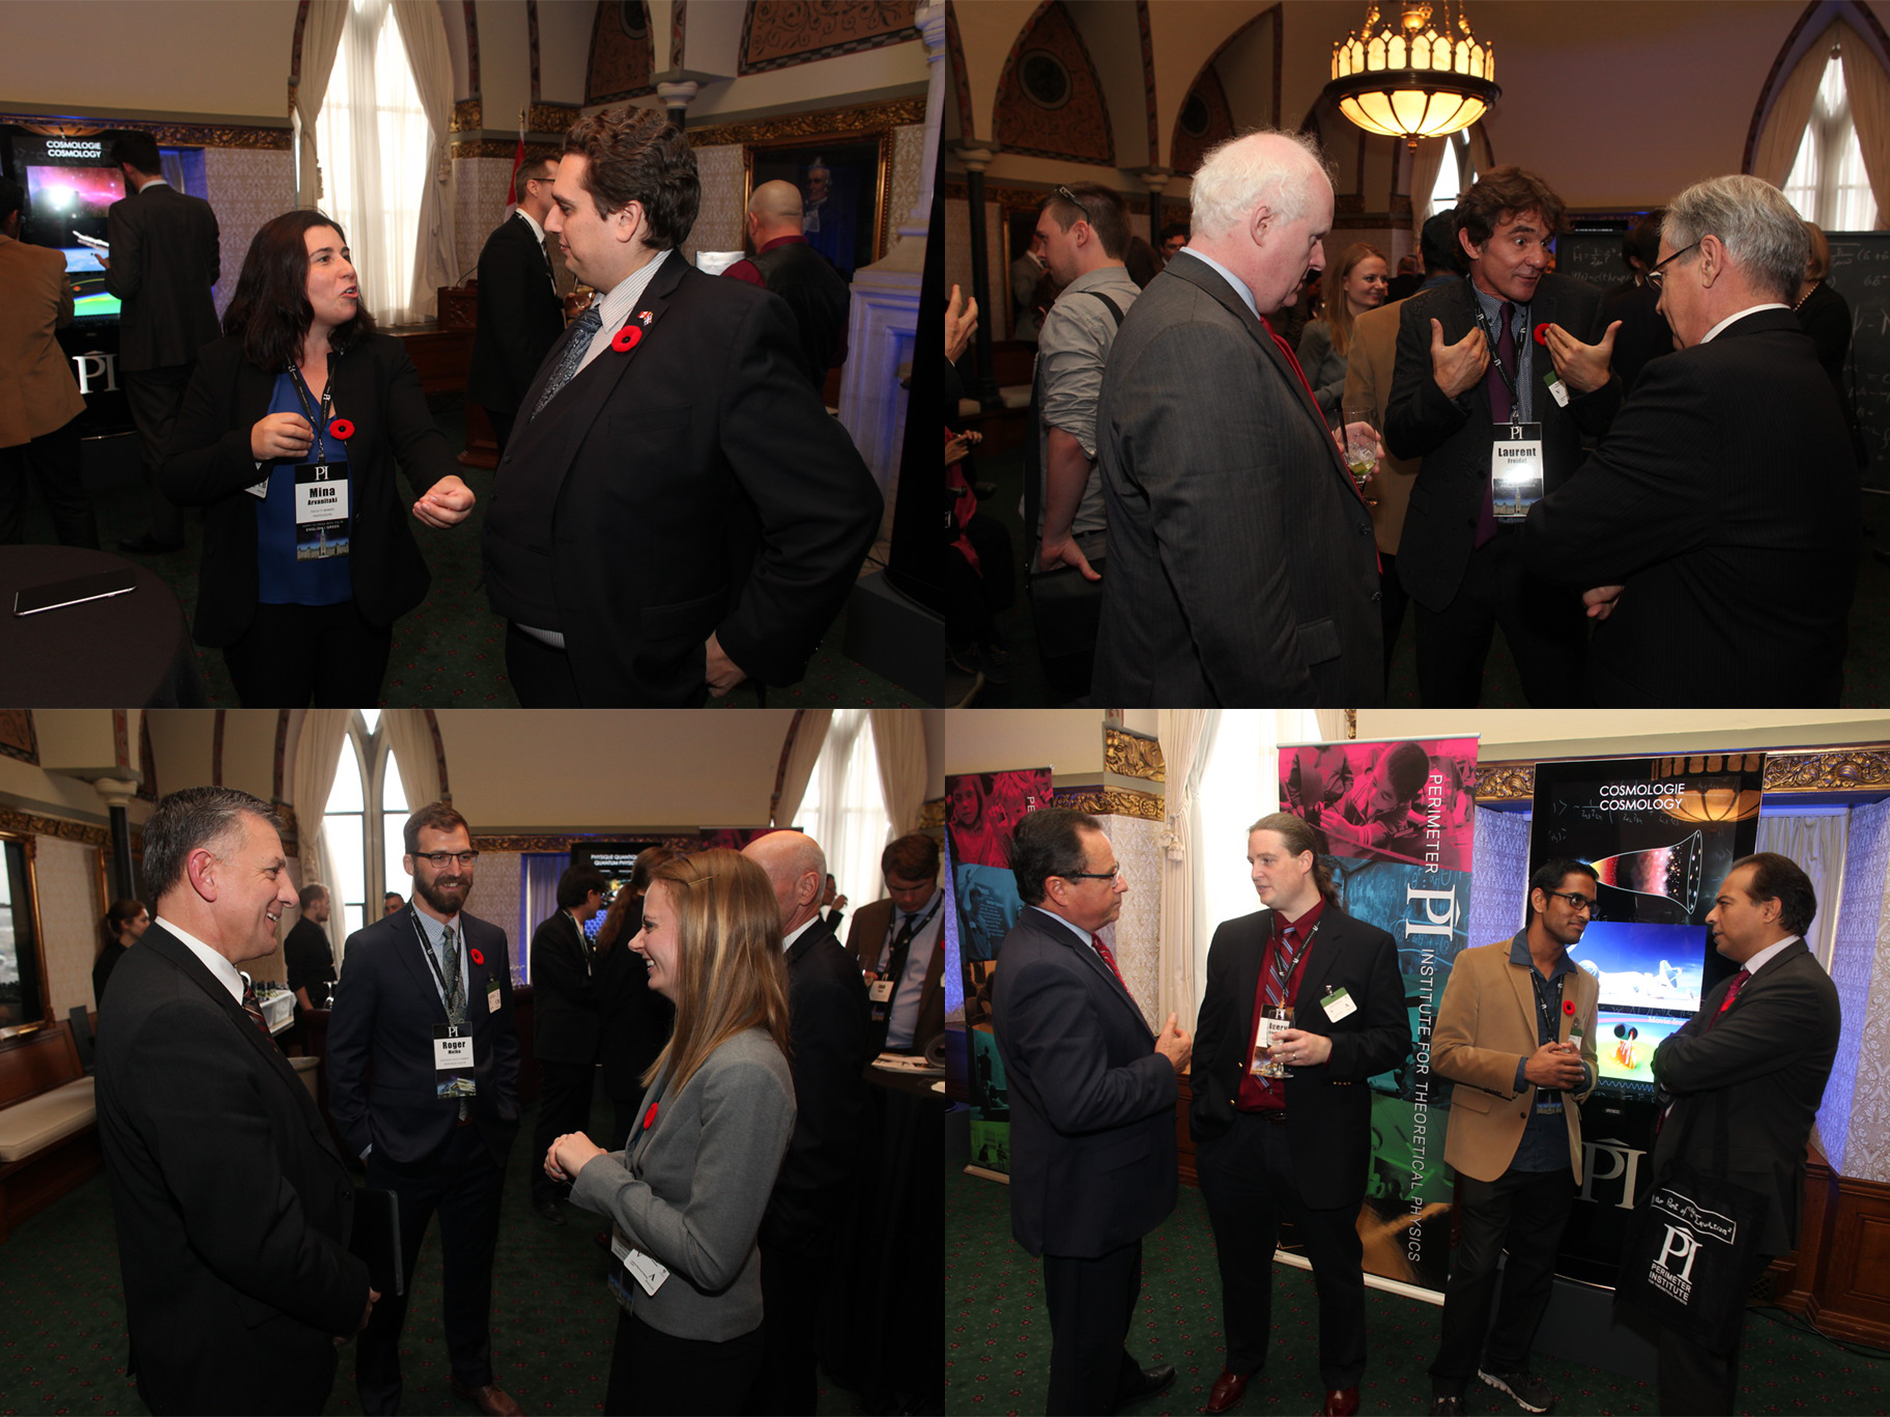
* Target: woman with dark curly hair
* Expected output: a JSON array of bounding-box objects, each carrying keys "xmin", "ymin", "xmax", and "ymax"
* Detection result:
[{"xmin": 162, "ymin": 210, "xmax": 475, "ymax": 705}]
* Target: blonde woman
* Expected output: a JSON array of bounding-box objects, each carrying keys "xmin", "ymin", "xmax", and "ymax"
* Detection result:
[
  {"xmin": 1296, "ymin": 243, "xmax": 1390, "ymax": 417},
  {"xmin": 545, "ymin": 849, "xmax": 795, "ymax": 1415}
]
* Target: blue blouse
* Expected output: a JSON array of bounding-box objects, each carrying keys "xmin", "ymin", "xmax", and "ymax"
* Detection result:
[{"xmin": 256, "ymin": 369, "xmax": 354, "ymax": 606}]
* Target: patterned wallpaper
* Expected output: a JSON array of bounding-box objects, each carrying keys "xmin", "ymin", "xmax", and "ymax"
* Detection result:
[
  {"xmin": 692, "ymin": 143, "xmax": 749, "ymax": 260},
  {"xmin": 994, "ymin": 1, "xmax": 1114, "ymax": 165},
  {"xmin": 454, "ymin": 157, "xmax": 516, "ymax": 287},
  {"xmin": 1100, "ymin": 811, "xmax": 1163, "ymax": 1036},
  {"xmin": 469, "ymin": 849, "xmax": 526, "ymax": 986},
  {"xmin": 739, "ymin": 0, "xmax": 918, "ymax": 74},
  {"xmin": 1171, "ymin": 65, "xmax": 1234, "ymax": 179},
  {"xmin": 1823, "ymin": 797, "xmax": 1890, "ymax": 1178},
  {"xmin": 203, "ymin": 148, "xmax": 296, "ymax": 318},
  {"xmin": 39, "ymin": 836, "xmax": 101, "ymax": 1024},
  {"xmin": 587, "ymin": 0, "xmax": 657, "ymax": 105},
  {"xmin": 885, "ymin": 121, "xmax": 925, "ymax": 249},
  {"xmin": 1466, "ymin": 807, "xmax": 1530, "ymax": 952}
]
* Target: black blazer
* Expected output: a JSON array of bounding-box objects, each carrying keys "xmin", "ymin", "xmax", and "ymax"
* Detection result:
[
  {"xmin": 481, "ymin": 255, "xmax": 882, "ymax": 705},
  {"xmin": 326, "ymin": 906, "xmax": 521, "ymax": 1170},
  {"xmin": 161, "ymin": 333, "xmax": 463, "ymax": 649},
  {"xmin": 1385, "ymin": 272, "xmax": 1620, "ymax": 614},
  {"xmin": 95, "ymin": 925, "xmax": 368, "ymax": 1415},
  {"xmin": 761, "ymin": 914, "xmax": 872, "ymax": 1252},
  {"xmin": 1189, "ymin": 905, "xmax": 1409, "ymax": 1208},
  {"xmin": 1091, "ymin": 253, "xmax": 1383, "ymax": 707},
  {"xmin": 530, "ymin": 909, "xmax": 599, "ymax": 1065},
  {"xmin": 468, "ymin": 212, "xmax": 564, "ymax": 416},
  {"xmin": 103, "ymin": 182, "xmax": 221, "ymax": 372},
  {"xmin": 744, "ymin": 237, "xmax": 850, "ymax": 390},
  {"xmin": 1651, "ymin": 940, "xmax": 1841, "ymax": 1255},
  {"xmin": 1523, "ymin": 308, "xmax": 1859, "ymax": 706},
  {"xmin": 991, "ymin": 908, "xmax": 1177, "ymax": 1259}
]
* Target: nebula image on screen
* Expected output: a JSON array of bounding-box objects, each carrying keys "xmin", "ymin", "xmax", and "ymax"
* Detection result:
[
  {"xmin": 1586, "ymin": 829, "xmax": 1703, "ymax": 917},
  {"xmin": 26, "ymin": 164, "xmax": 122, "ymax": 223}
]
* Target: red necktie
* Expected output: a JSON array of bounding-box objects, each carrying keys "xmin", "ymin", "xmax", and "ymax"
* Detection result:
[
  {"xmin": 240, "ymin": 977, "xmax": 271, "ymax": 1037},
  {"xmin": 1090, "ymin": 933, "xmax": 1126, "ymax": 989},
  {"xmin": 1707, "ymin": 968, "xmax": 1751, "ymax": 1028}
]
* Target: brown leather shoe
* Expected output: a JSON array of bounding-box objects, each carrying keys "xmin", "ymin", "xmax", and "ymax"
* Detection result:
[
  {"xmin": 450, "ymin": 1378, "xmax": 524, "ymax": 1416},
  {"xmin": 1202, "ymin": 1369, "xmax": 1250, "ymax": 1414},
  {"xmin": 1318, "ymin": 1389, "xmax": 1360, "ymax": 1417}
]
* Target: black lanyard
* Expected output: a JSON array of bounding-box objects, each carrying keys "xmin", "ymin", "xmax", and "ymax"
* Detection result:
[
  {"xmin": 1467, "ymin": 279, "xmax": 1526, "ymax": 434},
  {"xmin": 409, "ymin": 910, "xmax": 464, "ymax": 1016},
  {"xmin": 288, "ymin": 363, "xmax": 337, "ymax": 464},
  {"xmin": 882, "ymin": 891, "xmax": 944, "ymax": 970}
]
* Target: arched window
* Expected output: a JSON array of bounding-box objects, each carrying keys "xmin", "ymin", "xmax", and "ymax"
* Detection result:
[
  {"xmin": 1781, "ymin": 40, "xmax": 1881, "ymax": 229},
  {"xmin": 318, "ymin": 709, "xmax": 410, "ymax": 939},
  {"xmin": 1427, "ymin": 131, "xmax": 1471, "ymax": 220},
  {"xmin": 798, "ymin": 709, "xmax": 891, "ymax": 910},
  {"xmin": 314, "ymin": 0, "xmax": 434, "ymax": 321}
]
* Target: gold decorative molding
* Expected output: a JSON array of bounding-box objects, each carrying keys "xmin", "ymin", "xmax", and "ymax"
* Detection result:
[
  {"xmin": 530, "ymin": 103, "xmax": 580, "ymax": 134},
  {"xmin": 687, "ymin": 96, "xmax": 926, "ymax": 148},
  {"xmin": 1344, "ymin": 709, "xmax": 1358, "ymax": 740},
  {"xmin": 451, "ymin": 140, "xmax": 565, "ymax": 161},
  {"xmin": 0, "ymin": 113, "xmax": 291, "ymax": 151},
  {"xmin": 1053, "ymin": 785, "xmax": 1164, "ymax": 823},
  {"xmin": 474, "ymin": 833, "xmax": 702, "ymax": 853},
  {"xmin": 1765, "ymin": 748, "xmax": 1890, "ymax": 794},
  {"xmin": 1476, "ymin": 762, "xmax": 1535, "ymax": 803},
  {"xmin": 918, "ymin": 796, "xmax": 947, "ymax": 832},
  {"xmin": 451, "ymin": 99, "xmax": 483, "ymax": 133},
  {"xmin": 1104, "ymin": 728, "xmax": 1165, "ymax": 784},
  {"xmin": 0, "ymin": 806, "xmax": 108, "ymax": 848}
]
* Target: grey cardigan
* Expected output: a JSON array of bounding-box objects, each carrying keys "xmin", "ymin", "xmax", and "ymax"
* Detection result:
[{"xmin": 570, "ymin": 1027, "xmax": 795, "ymax": 1340}]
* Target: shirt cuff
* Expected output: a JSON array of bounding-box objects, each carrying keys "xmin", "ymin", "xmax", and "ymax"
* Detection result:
[{"xmin": 1512, "ymin": 1058, "xmax": 1529, "ymax": 1094}]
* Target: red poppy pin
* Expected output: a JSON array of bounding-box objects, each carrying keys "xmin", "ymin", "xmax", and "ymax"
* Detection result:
[
  {"xmin": 642, "ymin": 1101, "xmax": 659, "ymax": 1130},
  {"xmin": 611, "ymin": 325, "xmax": 642, "ymax": 353},
  {"xmin": 328, "ymin": 417, "xmax": 355, "ymax": 441},
  {"xmin": 1532, "ymin": 323, "xmax": 1551, "ymax": 346},
  {"xmin": 469, "ymin": 947, "xmax": 485, "ymax": 967},
  {"xmin": 1563, "ymin": 999, "xmax": 1576, "ymax": 1015}
]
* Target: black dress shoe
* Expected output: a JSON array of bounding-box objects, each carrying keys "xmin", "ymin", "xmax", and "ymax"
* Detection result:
[
  {"xmin": 117, "ymin": 533, "xmax": 184, "ymax": 554},
  {"xmin": 1118, "ymin": 1363, "xmax": 1177, "ymax": 1409},
  {"xmin": 532, "ymin": 1198, "xmax": 566, "ymax": 1226}
]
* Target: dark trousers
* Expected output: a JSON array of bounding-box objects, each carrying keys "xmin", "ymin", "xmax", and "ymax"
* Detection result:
[
  {"xmin": 530, "ymin": 1059, "xmax": 595, "ymax": 1204},
  {"xmin": 1196, "ymin": 1111, "xmax": 1368, "ymax": 1389},
  {"xmin": 1412, "ymin": 526, "xmax": 1587, "ymax": 707},
  {"xmin": 480, "ymin": 403, "xmax": 516, "ymax": 455},
  {"xmin": 222, "ymin": 600, "xmax": 392, "ymax": 707},
  {"xmin": 605, "ymin": 1311, "xmax": 762, "ymax": 1416},
  {"xmin": 357, "ymin": 1127, "xmax": 506, "ymax": 1414},
  {"xmin": 1430, "ymin": 1165, "xmax": 1575, "ymax": 1392},
  {"xmin": 505, "ymin": 623, "xmax": 584, "ymax": 706},
  {"xmin": 125, "ymin": 364, "xmax": 193, "ymax": 544},
  {"xmin": 1379, "ymin": 550, "xmax": 1409, "ymax": 679},
  {"xmin": 746, "ymin": 1234, "xmax": 831, "ymax": 1415},
  {"xmin": 1655, "ymin": 1247, "xmax": 1773, "ymax": 1416},
  {"xmin": 0, "ymin": 414, "xmax": 97, "ymax": 547},
  {"xmin": 1040, "ymin": 1241, "xmax": 1146, "ymax": 1416}
]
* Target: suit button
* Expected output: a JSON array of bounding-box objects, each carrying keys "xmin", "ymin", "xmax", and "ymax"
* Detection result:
[{"xmin": 1371, "ymin": 590, "xmax": 1383, "ymax": 602}]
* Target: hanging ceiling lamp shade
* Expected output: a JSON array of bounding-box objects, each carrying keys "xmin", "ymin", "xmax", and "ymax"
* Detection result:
[{"xmin": 1325, "ymin": 1, "xmax": 1500, "ymax": 149}]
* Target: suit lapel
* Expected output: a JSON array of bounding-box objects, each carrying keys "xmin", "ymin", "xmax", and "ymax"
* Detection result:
[
  {"xmin": 1035, "ymin": 911, "xmax": 1152, "ymax": 1041},
  {"xmin": 397, "ymin": 907, "xmax": 453, "ymax": 1024}
]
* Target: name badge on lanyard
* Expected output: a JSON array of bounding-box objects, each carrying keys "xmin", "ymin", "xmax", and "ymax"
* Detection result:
[
  {"xmin": 433, "ymin": 1024, "xmax": 477, "ymax": 1098},
  {"xmin": 1490, "ymin": 425, "xmax": 1544, "ymax": 521},
  {"xmin": 294, "ymin": 461, "xmax": 352, "ymax": 559}
]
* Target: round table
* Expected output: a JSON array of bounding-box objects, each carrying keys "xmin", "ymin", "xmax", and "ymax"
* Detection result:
[{"xmin": 0, "ymin": 545, "xmax": 204, "ymax": 705}]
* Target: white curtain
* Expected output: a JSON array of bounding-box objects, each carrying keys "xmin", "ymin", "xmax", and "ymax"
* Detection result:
[
  {"xmin": 1465, "ymin": 121, "xmax": 1492, "ymax": 178},
  {"xmin": 391, "ymin": 0, "xmax": 458, "ymax": 315},
  {"xmin": 869, "ymin": 709, "xmax": 926, "ymax": 837},
  {"xmin": 291, "ymin": 710, "xmax": 353, "ymax": 961},
  {"xmin": 294, "ymin": 0, "xmax": 349, "ymax": 210},
  {"xmin": 1753, "ymin": 34, "xmax": 1830, "ymax": 186},
  {"xmin": 774, "ymin": 710, "xmax": 833, "ymax": 826},
  {"xmin": 1757, "ymin": 811, "xmax": 1850, "ymax": 968},
  {"xmin": 1156, "ymin": 709, "xmax": 1216, "ymax": 1031},
  {"xmin": 1409, "ymin": 137, "xmax": 1448, "ymax": 238},
  {"xmin": 1840, "ymin": 22, "xmax": 1890, "ymax": 228},
  {"xmin": 800, "ymin": 711, "xmax": 890, "ymax": 910},
  {"xmin": 379, "ymin": 708, "xmax": 440, "ymax": 809}
]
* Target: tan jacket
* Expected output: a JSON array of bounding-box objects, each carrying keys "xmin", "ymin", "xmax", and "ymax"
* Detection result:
[
  {"xmin": 1432, "ymin": 935, "xmax": 1599, "ymax": 1184},
  {"xmin": 0, "ymin": 234, "xmax": 85, "ymax": 448},
  {"xmin": 1341, "ymin": 297, "xmax": 1418, "ymax": 556}
]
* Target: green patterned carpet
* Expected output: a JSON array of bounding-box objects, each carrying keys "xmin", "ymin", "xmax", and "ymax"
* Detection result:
[{"xmin": 946, "ymin": 1164, "xmax": 1890, "ymax": 1416}]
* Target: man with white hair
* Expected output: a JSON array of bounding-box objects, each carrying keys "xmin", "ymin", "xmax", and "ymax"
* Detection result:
[
  {"xmin": 1523, "ymin": 174, "xmax": 1860, "ymax": 706},
  {"xmin": 1090, "ymin": 129, "xmax": 1383, "ymax": 707},
  {"xmin": 739, "ymin": 830, "xmax": 871, "ymax": 1414}
]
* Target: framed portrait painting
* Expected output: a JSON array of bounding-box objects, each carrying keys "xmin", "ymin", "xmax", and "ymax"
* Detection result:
[{"xmin": 746, "ymin": 132, "xmax": 889, "ymax": 279}]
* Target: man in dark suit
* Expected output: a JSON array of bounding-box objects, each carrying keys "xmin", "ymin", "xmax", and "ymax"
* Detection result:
[
  {"xmin": 1384, "ymin": 166, "xmax": 1621, "ymax": 708},
  {"xmin": 740, "ymin": 829, "xmax": 873, "ymax": 1416},
  {"xmin": 468, "ymin": 155, "xmax": 565, "ymax": 452},
  {"xmin": 482, "ymin": 106, "xmax": 881, "ymax": 707},
  {"xmin": 103, "ymin": 130, "xmax": 220, "ymax": 554},
  {"xmin": 1091, "ymin": 129, "xmax": 1382, "ymax": 707},
  {"xmin": 283, "ymin": 880, "xmax": 337, "ymax": 1010},
  {"xmin": 1190, "ymin": 812, "xmax": 1410, "ymax": 1417},
  {"xmin": 327, "ymin": 802, "xmax": 523, "ymax": 1417},
  {"xmin": 1647, "ymin": 852, "xmax": 1840, "ymax": 1415},
  {"xmin": 722, "ymin": 179, "xmax": 850, "ymax": 392},
  {"xmin": 992, "ymin": 808, "xmax": 1191, "ymax": 1416},
  {"xmin": 849, "ymin": 832, "xmax": 946, "ymax": 1055},
  {"xmin": 527, "ymin": 862, "xmax": 606, "ymax": 1225},
  {"xmin": 96, "ymin": 786, "xmax": 374, "ymax": 1415},
  {"xmin": 1524, "ymin": 175, "xmax": 1860, "ymax": 707}
]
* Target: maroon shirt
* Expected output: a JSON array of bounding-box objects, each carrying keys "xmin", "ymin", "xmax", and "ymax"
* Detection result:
[{"xmin": 1236, "ymin": 897, "xmax": 1326, "ymax": 1113}]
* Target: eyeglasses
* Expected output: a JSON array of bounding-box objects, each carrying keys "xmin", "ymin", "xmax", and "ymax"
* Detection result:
[
  {"xmin": 415, "ymin": 851, "xmax": 480, "ymax": 868},
  {"xmin": 1059, "ymin": 864, "xmax": 1122, "ymax": 883},
  {"xmin": 1646, "ymin": 241, "xmax": 1700, "ymax": 290},
  {"xmin": 1546, "ymin": 890, "xmax": 1597, "ymax": 914},
  {"xmin": 1053, "ymin": 185, "xmax": 1091, "ymax": 225}
]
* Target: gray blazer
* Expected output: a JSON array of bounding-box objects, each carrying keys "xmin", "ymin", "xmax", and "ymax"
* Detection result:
[
  {"xmin": 570, "ymin": 1027, "xmax": 795, "ymax": 1340},
  {"xmin": 1294, "ymin": 317, "xmax": 1348, "ymax": 418}
]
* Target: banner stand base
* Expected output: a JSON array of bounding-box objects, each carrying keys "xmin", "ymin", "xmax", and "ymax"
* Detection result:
[{"xmin": 964, "ymin": 1164, "xmax": 1011, "ymax": 1184}]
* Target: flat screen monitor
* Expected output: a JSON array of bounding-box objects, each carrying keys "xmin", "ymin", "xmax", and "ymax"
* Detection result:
[
  {"xmin": 1593, "ymin": 1008, "xmax": 1690, "ymax": 1085},
  {"xmin": 1569, "ymin": 918, "xmax": 1706, "ymax": 1014},
  {"xmin": 22, "ymin": 162, "xmax": 124, "ymax": 322}
]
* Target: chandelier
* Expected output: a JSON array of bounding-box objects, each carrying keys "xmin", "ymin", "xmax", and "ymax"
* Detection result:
[{"xmin": 1325, "ymin": 2, "xmax": 1500, "ymax": 148}]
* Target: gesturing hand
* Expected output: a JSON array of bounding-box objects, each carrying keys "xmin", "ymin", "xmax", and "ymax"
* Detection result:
[
  {"xmin": 412, "ymin": 474, "xmax": 475, "ymax": 528},
  {"xmin": 1429, "ymin": 318, "xmax": 1490, "ymax": 400},
  {"xmin": 1542, "ymin": 319, "xmax": 1622, "ymax": 394},
  {"xmin": 1154, "ymin": 1012, "xmax": 1193, "ymax": 1074},
  {"xmin": 252, "ymin": 412, "xmax": 315, "ymax": 462}
]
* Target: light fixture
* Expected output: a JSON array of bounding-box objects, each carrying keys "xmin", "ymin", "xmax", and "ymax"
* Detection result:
[{"xmin": 1325, "ymin": 2, "xmax": 1500, "ymax": 149}]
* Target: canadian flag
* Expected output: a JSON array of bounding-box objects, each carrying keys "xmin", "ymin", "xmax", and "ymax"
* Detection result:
[{"xmin": 502, "ymin": 128, "xmax": 526, "ymax": 217}]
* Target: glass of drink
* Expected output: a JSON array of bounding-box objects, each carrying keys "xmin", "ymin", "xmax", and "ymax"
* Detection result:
[
  {"xmin": 1339, "ymin": 405, "xmax": 1380, "ymax": 506},
  {"xmin": 1254, "ymin": 1005, "xmax": 1295, "ymax": 1079}
]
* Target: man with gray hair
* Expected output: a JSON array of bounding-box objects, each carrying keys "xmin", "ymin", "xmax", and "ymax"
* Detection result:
[
  {"xmin": 739, "ymin": 830, "xmax": 870, "ymax": 1414},
  {"xmin": 1524, "ymin": 174, "xmax": 1860, "ymax": 705},
  {"xmin": 96, "ymin": 787, "xmax": 376, "ymax": 1414},
  {"xmin": 1091, "ymin": 129, "xmax": 1383, "ymax": 707}
]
